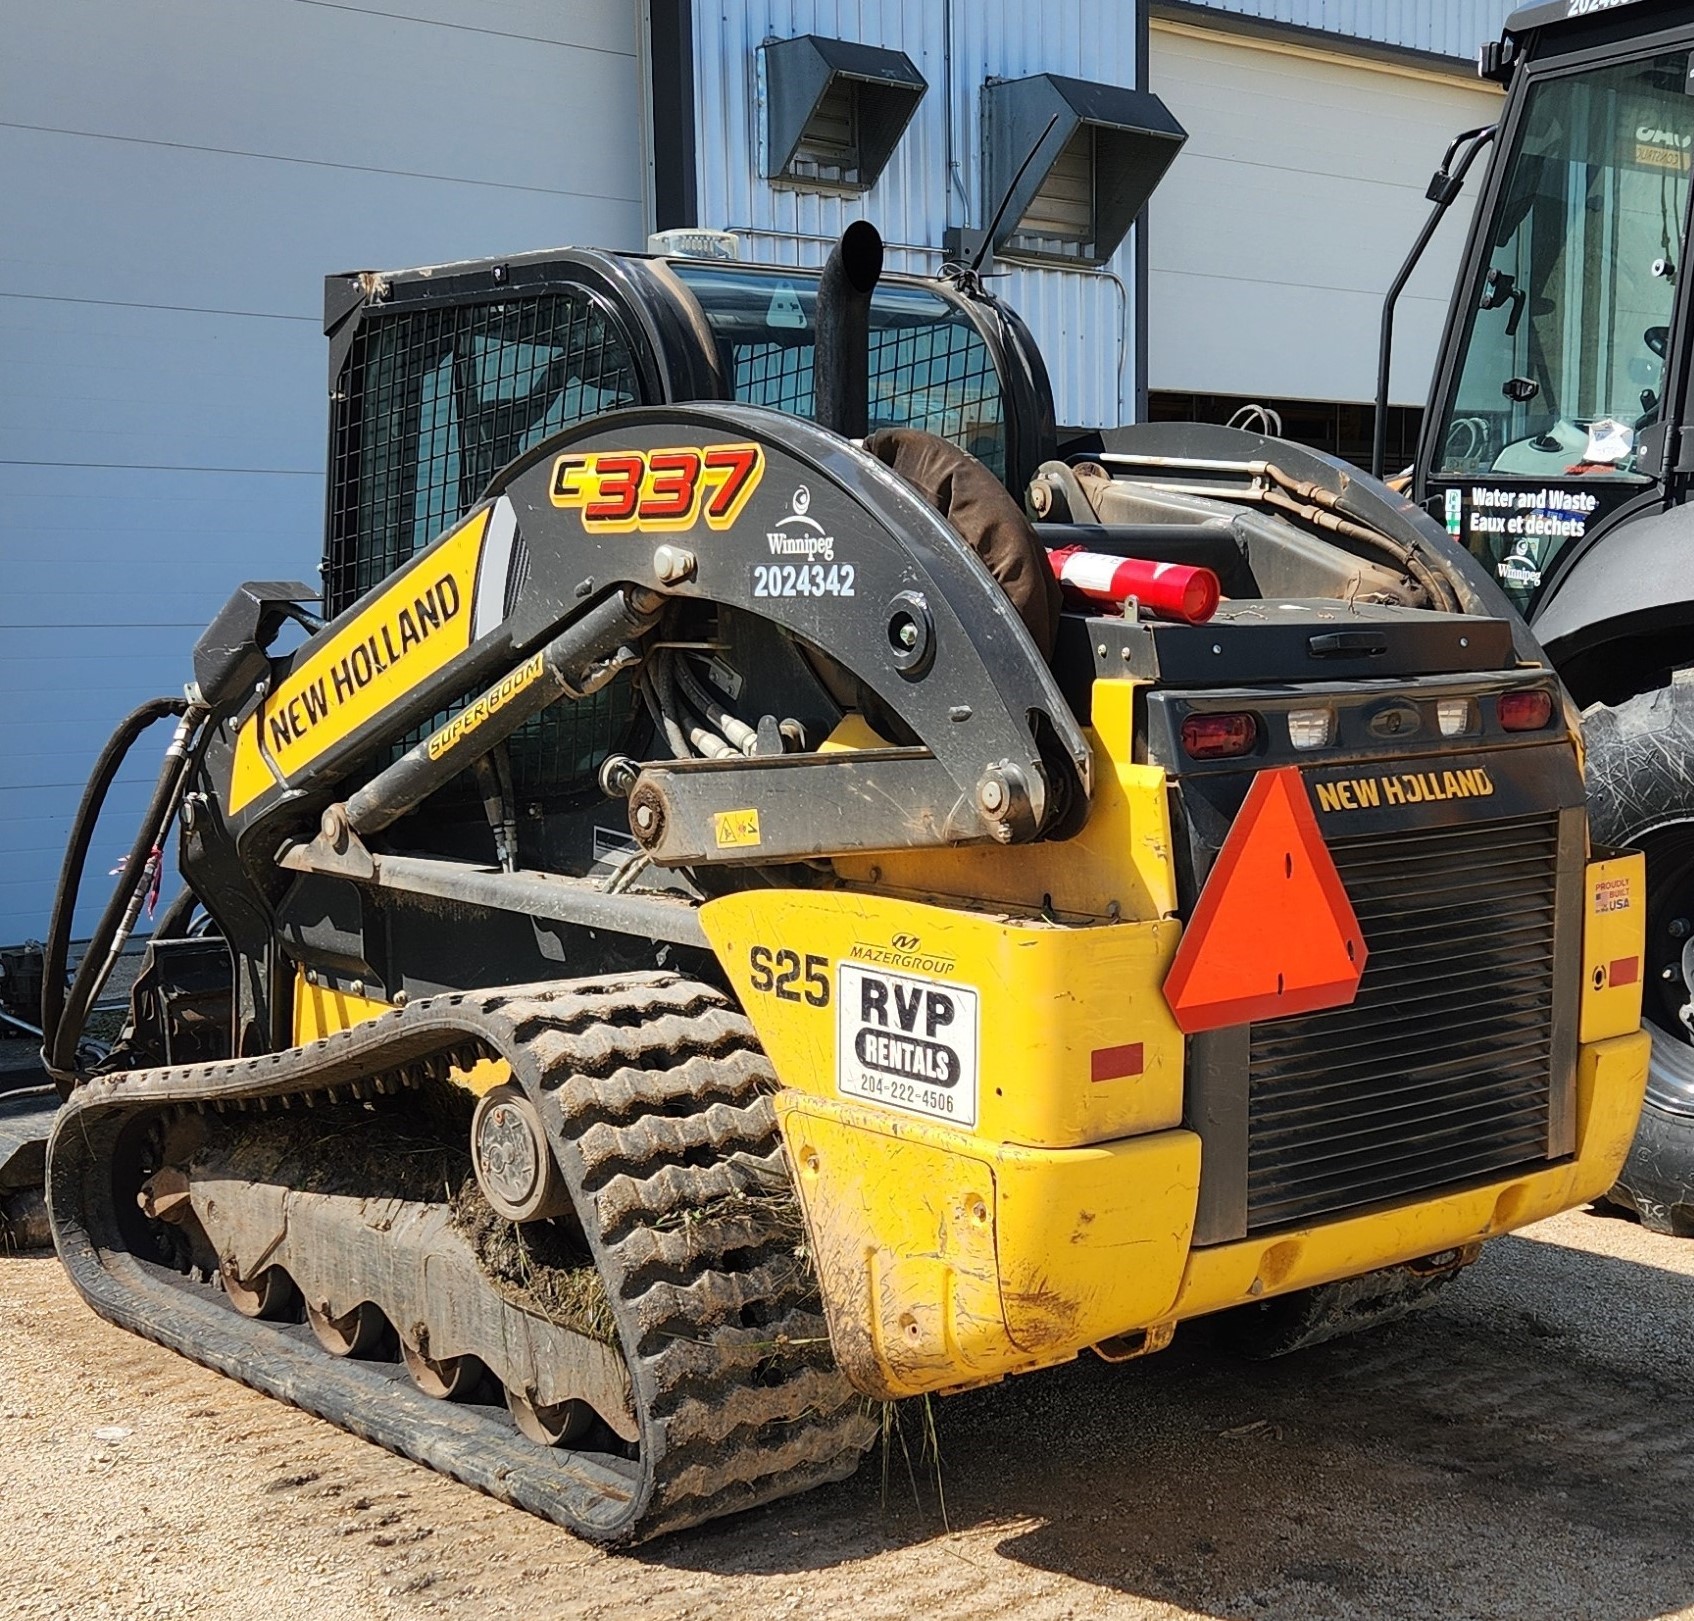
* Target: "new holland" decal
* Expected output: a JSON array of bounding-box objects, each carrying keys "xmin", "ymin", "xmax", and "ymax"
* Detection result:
[
  {"xmin": 1314, "ymin": 767, "xmax": 1495, "ymax": 813},
  {"xmin": 227, "ymin": 509, "xmax": 490, "ymax": 813}
]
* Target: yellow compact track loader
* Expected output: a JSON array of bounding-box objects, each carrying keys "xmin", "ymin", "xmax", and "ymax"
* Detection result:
[{"xmin": 37, "ymin": 223, "xmax": 1648, "ymax": 1543}]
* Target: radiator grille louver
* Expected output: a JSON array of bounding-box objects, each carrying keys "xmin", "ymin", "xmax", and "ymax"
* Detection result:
[{"xmin": 1245, "ymin": 812, "xmax": 1562, "ymax": 1232}]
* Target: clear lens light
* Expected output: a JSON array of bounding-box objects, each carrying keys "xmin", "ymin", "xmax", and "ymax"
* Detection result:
[
  {"xmin": 1287, "ymin": 707, "xmax": 1336, "ymax": 749},
  {"xmin": 1436, "ymin": 698, "xmax": 1473, "ymax": 737}
]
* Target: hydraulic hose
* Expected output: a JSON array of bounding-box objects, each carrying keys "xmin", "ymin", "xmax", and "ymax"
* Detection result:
[
  {"xmin": 39, "ymin": 697, "xmax": 187, "ymax": 1065},
  {"xmin": 674, "ymin": 657, "xmax": 759, "ymax": 756},
  {"xmin": 45, "ymin": 699, "xmax": 208, "ymax": 1090},
  {"xmin": 1259, "ymin": 463, "xmax": 1461, "ymax": 614}
]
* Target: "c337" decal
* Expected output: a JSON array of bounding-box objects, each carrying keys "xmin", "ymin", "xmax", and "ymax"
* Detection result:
[{"xmin": 548, "ymin": 443, "xmax": 763, "ymax": 534}]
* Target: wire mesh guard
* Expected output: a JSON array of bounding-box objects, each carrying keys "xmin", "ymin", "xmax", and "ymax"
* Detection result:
[
  {"xmin": 730, "ymin": 319, "xmax": 1007, "ymax": 477},
  {"xmin": 668, "ymin": 260, "xmax": 1009, "ymax": 477},
  {"xmin": 324, "ymin": 290, "xmax": 641, "ymax": 799}
]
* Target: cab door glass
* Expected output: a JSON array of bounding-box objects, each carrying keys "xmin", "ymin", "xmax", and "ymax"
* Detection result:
[{"xmin": 1437, "ymin": 51, "xmax": 1692, "ymax": 484}]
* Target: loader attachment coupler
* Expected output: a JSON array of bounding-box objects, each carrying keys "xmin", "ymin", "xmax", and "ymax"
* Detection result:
[{"xmin": 227, "ymin": 404, "xmax": 1092, "ymax": 865}]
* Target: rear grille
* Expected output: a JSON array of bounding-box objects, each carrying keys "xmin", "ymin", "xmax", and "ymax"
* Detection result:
[{"xmin": 1245, "ymin": 811, "xmax": 1563, "ymax": 1232}]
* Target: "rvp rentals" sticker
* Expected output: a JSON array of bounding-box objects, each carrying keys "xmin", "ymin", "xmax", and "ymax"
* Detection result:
[{"xmin": 836, "ymin": 963, "xmax": 979, "ymax": 1126}]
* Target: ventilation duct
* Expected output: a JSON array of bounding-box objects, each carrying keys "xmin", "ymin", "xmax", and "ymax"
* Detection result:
[
  {"xmin": 958, "ymin": 75, "xmax": 1187, "ymax": 267},
  {"xmin": 759, "ymin": 34, "xmax": 927, "ymax": 193}
]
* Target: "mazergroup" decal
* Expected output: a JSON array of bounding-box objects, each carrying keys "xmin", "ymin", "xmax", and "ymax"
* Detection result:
[{"xmin": 837, "ymin": 963, "xmax": 979, "ymax": 1126}]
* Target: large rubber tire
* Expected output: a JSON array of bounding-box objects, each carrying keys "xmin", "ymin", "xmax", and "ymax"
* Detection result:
[{"xmin": 1582, "ymin": 672, "xmax": 1694, "ymax": 1235}]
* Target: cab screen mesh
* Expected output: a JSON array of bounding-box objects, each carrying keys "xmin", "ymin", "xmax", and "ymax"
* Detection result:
[{"xmin": 323, "ymin": 288, "xmax": 640, "ymax": 799}]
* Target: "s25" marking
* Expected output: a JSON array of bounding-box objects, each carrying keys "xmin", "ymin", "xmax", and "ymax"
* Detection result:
[
  {"xmin": 548, "ymin": 442, "xmax": 764, "ymax": 533},
  {"xmin": 748, "ymin": 945, "xmax": 830, "ymax": 1007}
]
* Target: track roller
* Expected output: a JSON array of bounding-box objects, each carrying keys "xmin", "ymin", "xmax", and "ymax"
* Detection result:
[
  {"xmin": 221, "ymin": 1261, "xmax": 296, "ymax": 1320},
  {"xmin": 507, "ymin": 1389, "xmax": 594, "ymax": 1447},
  {"xmin": 306, "ymin": 1300, "xmax": 386, "ymax": 1357},
  {"xmin": 402, "ymin": 1341, "xmax": 483, "ymax": 1400}
]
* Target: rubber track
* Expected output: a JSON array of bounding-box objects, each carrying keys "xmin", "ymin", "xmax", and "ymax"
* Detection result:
[{"xmin": 46, "ymin": 971, "xmax": 876, "ymax": 1544}]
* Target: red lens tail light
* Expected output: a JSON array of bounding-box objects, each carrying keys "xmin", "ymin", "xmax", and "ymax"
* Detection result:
[
  {"xmin": 1498, "ymin": 689, "xmax": 1554, "ymax": 731},
  {"xmin": 1181, "ymin": 712, "xmax": 1259, "ymax": 759}
]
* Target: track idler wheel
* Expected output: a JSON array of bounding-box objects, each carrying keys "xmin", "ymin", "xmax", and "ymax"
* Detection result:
[
  {"xmin": 220, "ymin": 1261, "xmax": 296, "ymax": 1320},
  {"xmin": 507, "ymin": 1389, "xmax": 594, "ymax": 1448},
  {"xmin": 402, "ymin": 1340, "xmax": 482, "ymax": 1400},
  {"xmin": 306, "ymin": 1300, "xmax": 386, "ymax": 1358},
  {"xmin": 471, "ymin": 1082, "xmax": 570, "ymax": 1223}
]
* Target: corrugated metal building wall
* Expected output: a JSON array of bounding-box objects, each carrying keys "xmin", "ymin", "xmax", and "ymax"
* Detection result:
[
  {"xmin": 1170, "ymin": 0, "xmax": 1517, "ymax": 61},
  {"xmin": 689, "ymin": 0, "xmax": 1143, "ymax": 430},
  {"xmin": 0, "ymin": 0, "xmax": 646, "ymax": 947}
]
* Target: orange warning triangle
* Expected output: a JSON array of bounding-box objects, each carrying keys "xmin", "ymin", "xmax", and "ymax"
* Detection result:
[{"xmin": 1162, "ymin": 766, "xmax": 1366, "ymax": 1035}]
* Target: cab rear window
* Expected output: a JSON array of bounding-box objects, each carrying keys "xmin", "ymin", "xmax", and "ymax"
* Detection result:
[{"xmin": 670, "ymin": 263, "xmax": 1007, "ymax": 479}]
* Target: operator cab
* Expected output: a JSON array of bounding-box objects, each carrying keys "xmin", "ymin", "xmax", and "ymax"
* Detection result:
[
  {"xmin": 321, "ymin": 250, "xmax": 1053, "ymax": 624},
  {"xmin": 1419, "ymin": 5, "xmax": 1694, "ymax": 614}
]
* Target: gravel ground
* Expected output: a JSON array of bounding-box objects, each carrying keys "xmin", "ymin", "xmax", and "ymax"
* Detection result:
[{"xmin": 3, "ymin": 1204, "xmax": 1693, "ymax": 1621}]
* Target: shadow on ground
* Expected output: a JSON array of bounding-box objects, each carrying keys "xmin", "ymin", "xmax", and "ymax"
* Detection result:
[{"xmin": 646, "ymin": 1214, "xmax": 1694, "ymax": 1619}]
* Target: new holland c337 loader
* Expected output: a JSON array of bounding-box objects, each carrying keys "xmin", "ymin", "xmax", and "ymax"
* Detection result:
[{"xmin": 33, "ymin": 217, "xmax": 1649, "ymax": 1543}]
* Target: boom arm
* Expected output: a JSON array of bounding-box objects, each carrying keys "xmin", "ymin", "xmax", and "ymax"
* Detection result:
[{"xmin": 214, "ymin": 404, "xmax": 1092, "ymax": 870}]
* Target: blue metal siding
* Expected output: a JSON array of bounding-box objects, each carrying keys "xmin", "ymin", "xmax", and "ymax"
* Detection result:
[
  {"xmin": 690, "ymin": 0, "xmax": 1143, "ymax": 430},
  {"xmin": 1176, "ymin": 1, "xmax": 1517, "ymax": 62},
  {"xmin": 0, "ymin": 0, "xmax": 645, "ymax": 946}
]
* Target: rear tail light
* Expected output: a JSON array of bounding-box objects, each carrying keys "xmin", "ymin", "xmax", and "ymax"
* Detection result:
[
  {"xmin": 1498, "ymin": 689, "xmax": 1554, "ymax": 731},
  {"xmin": 1287, "ymin": 707, "xmax": 1336, "ymax": 750},
  {"xmin": 1182, "ymin": 712, "xmax": 1259, "ymax": 759},
  {"xmin": 1436, "ymin": 697, "xmax": 1475, "ymax": 737}
]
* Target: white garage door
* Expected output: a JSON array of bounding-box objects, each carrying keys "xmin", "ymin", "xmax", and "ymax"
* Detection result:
[
  {"xmin": 1147, "ymin": 20, "xmax": 1502, "ymax": 407},
  {"xmin": 0, "ymin": 0, "xmax": 645, "ymax": 947}
]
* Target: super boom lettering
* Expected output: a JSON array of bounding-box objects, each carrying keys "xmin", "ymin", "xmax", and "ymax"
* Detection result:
[{"xmin": 425, "ymin": 652, "xmax": 545, "ymax": 761}]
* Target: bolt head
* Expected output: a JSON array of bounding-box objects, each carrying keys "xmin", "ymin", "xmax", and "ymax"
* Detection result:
[
  {"xmin": 978, "ymin": 777, "xmax": 1005, "ymax": 813},
  {"xmin": 652, "ymin": 544, "xmax": 697, "ymax": 584}
]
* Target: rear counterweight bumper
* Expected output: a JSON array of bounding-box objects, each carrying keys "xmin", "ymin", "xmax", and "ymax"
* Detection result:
[{"xmin": 778, "ymin": 1029, "xmax": 1649, "ymax": 1400}]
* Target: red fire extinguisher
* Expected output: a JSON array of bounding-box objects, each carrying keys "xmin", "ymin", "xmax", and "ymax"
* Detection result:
[{"xmin": 1047, "ymin": 546, "xmax": 1220, "ymax": 625}]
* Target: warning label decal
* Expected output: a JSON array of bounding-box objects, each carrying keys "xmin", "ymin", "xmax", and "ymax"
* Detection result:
[{"xmin": 836, "ymin": 963, "xmax": 979, "ymax": 1127}]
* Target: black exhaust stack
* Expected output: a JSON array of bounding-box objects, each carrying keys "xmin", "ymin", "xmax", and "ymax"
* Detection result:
[{"xmin": 813, "ymin": 221, "xmax": 883, "ymax": 439}]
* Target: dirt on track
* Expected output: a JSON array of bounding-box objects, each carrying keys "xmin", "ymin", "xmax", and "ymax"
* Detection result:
[{"xmin": 3, "ymin": 1204, "xmax": 1693, "ymax": 1621}]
